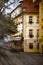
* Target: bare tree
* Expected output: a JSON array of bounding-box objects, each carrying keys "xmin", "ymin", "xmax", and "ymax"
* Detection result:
[{"xmin": 0, "ymin": 0, "xmax": 18, "ymax": 38}]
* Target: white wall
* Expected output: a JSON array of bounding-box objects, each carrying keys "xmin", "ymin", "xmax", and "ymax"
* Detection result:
[
  {"xmin": 17, "ymin": 23, "xmax": 23, "ymax": 34},
  {"xmin": 11, "ymin": 7, "xmax": 22, "ymax": 18}
]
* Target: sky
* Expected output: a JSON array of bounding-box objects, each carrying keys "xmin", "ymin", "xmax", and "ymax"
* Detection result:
[{"xmin": 4, "ymin": 0, "xmax": 22, "ymax": 14}]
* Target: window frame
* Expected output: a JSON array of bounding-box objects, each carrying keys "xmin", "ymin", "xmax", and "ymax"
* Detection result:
[
  {"xmin": 36, "ymin": 16, "xmax": 39, "ymax": 23},
  {"xmin": 29, "ymin": 16, "xmax": 33, "ymax": 24},
  {"xmin": 29, "ymin": 43, "xmax": 33, "ymax": 49},
  {"xmin": 37, "ymin": 29, "xmax": 39, "ymax": 37},
  {"xmin": 29, "ymin": 29, "xmax": 33, "ymax": 38}
]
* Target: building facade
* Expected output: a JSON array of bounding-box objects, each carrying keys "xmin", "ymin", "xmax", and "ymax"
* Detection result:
[
  {"xmin": 23, "ymin": 13, "xmax": 39, "ymax": 52},
  {"xmin": 39, "ymin": 0, "xmax": 43, "ymax": 53},
  {"xmin": 11, "ymin": 0, "xmax": 39, "ymax": 52}
]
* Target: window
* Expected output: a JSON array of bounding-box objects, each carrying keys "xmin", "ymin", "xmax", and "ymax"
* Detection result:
[
  {"xmin": 42, "ymin": 27, "xmax": 43, "ymax": 37},
  {"xmin": 34, "ymin": 5, "xmax": 39, "ymax": 10},
  {"xmin": 29, "ymin": 16, "xmax": 33, "ymax": 24},
  {"xmin": 36, "ymin": 27, "xmax": 39, "ymax": 48},
  {"xmin": 37, "ymin": 16, "xmax": 39, "ymax": 23},
  {"xmin": 42, "ymin": 12, "xmax": 43, "ymax": 20},
  {"xmin": 29, "ymin": 43, "xmax": 33, "ymax": 49},
  {"xmin": 37, "ymin": 29, "xmax": 39, "ymax": 37},
  {"xmin": 29, "ymin": 29, "xmax": 33, "ymax": 38}
]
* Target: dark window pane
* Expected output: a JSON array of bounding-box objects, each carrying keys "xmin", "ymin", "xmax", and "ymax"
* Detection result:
[
  {"xmin": 29, "ymin": 16, "xmax": 33, "ymax": 24},
  {"xmin": 37, "ymin": 16, "xmax": 39, "ymax": 23},
  {"xmin": 37, "ymin": 29, "xmax": 39, "ymax": 37},
  {"xmin": 29, "ymin": 43, "xmax": 33, "ymax": 49},
  {"xmin": 29, "ymin": 30, "xmax": 33, "ymax": 38}
]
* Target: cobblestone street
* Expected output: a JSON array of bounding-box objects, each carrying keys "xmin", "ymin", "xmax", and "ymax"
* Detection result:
[{"xmin": 0, "ymin": 49, "xmax": 43, "ymax": 65}]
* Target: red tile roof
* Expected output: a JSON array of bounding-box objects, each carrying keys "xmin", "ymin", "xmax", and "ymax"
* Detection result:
[{"xmin": 19, "ymin": 0, "xmax": 39, "ymax": 13}]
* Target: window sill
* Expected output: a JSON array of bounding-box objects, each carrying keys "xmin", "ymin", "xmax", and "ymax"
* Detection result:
[
  {"xmin": 28, "ymin": 21, "xmax": 33, "ymax": 24},
  {"xmin": 29, "ymin": 35, "xmax": 33, "ymax": 38}
]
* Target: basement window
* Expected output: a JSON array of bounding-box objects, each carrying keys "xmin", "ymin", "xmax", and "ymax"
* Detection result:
[{"xmin": 37, "ymin": 29, "xmax": 39, "ymax": 37}]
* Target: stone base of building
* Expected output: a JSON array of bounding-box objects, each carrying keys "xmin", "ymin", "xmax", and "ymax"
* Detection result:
[{"xmin": 24, "ymin": 48, "xmax": 38, "ymax": 53}]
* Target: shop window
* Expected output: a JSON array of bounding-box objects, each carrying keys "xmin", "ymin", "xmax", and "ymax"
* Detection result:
[
  {"xmin": 29, "ymin": 29, "xmax": 33, "ymax": 38},
  {"xmin": 29, "ymin": 16, "xmax": 33, "ymax": 24},
  {"xmin": 29, "ymin": 43, "xmax": 33, "ymax": 49}
]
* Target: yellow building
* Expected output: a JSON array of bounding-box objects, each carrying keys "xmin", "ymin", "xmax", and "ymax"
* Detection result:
[
  {"xmin": 11, "ymin": 0, "xmax": 39, "ymax": 52},
  {"xmin": 39, "ymin": 0, "xmax": 43, "ymax": 53}
]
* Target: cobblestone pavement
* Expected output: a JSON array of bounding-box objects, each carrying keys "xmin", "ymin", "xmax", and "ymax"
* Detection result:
[{"xmin": 0, "ymin": 50, "xmax": 43, "ymax": 65}]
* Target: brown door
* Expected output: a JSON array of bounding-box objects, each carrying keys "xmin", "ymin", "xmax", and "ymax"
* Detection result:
[{"xmin": 42, "ymin": 45, "xmax": 43, "ymax": 54}]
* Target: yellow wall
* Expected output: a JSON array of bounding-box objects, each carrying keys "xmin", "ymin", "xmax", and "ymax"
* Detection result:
[{"xmin": 39, "ymin": 1, "xmax": 43, "ymax": 53}]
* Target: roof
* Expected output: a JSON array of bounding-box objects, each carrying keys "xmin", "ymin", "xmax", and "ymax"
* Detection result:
[
  {"xmin": 11, "ymin": 0, "xmax": 39, "ymax": 14},
  {"xmin": 19, "ymin": 0, "xmax": 39, "ymax": 13},
  {"xmin": 11, "ymin": 0, "xmax": 39, "ymax": 20}
]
